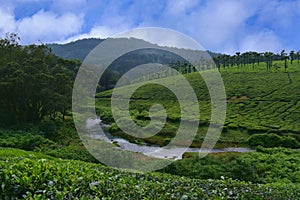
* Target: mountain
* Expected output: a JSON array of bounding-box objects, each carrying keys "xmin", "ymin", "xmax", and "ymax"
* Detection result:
[
  {"xmin": 47, "ymin": 38, "xmax": 105, "ymax": 61},
  {"xmin": 47, "ymin": 38, "xmax": 221, "ymax": 63},
  {"xmin": 48, "ymin": 38, "xmax": 221, "ymax": 92}
]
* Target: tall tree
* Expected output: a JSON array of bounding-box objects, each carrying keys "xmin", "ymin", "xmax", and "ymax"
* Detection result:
[
  {"xmin": 213, "ymin": 56, "xmax": 220, "ymax": 71},
  {"xmin": 290, "ymin": 50, "xmax": 295, "ymax": 64},
  {"xmin": 281, "ymin": 50, "xmax": 288, "ymax": 72},
  {"xmin": 236, "ymin": 52, "xmax": 241, "ymax": 68},
  {"xmin": 264, "ymin": 52, "xmax": 273, "ymax": 71}
]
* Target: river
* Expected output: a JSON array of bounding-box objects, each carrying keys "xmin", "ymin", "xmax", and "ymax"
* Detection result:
[{"xmin": 85, "ymin": 118, "xmax": 252, "ymax": 160}]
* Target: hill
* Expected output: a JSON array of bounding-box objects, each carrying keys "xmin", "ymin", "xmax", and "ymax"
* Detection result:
[
  {"xmin": 96, "ymin": 60, "xmax": 300, "ymax": 148},
  {"xmin": 48, "ymin": 38, "xmax": 222, "ymax": 92},
  {"xmin": 48, "ymin": 38, "xmax": 220, "ymax": 62},
  {"xmin": 47, "ymin": 38, "xmax": 105, "ymax": 61}
]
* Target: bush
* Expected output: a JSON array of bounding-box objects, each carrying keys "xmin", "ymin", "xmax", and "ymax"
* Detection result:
[
  {"xmin": 162, "ymin": 148, "xmax": 300, "ymax": 184},
  {"xmin": 0, "ymin": 133, "xmax": 56, "ymax": 151},
  {"xmin": 107, "ymin": 123, "xmax": 120, "ymax": 133},
  {"xmin": 247, "ymin": 133, "xmax": 300, "ymax": 148}
]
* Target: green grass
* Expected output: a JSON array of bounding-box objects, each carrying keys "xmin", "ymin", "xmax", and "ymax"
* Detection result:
[
  {"xmin": 1, "ymin": 147, "xmax": 299, "ymax": 199},
  {"xmin": 96, "ymin": 61, "xmax": 300, "ymax": 147}
]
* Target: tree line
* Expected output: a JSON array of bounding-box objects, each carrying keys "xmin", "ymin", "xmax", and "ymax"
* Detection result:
[
  {"xmin": 213, "ymin": 50, "xmax": 300, "ymax": 71},
  {"xmin": 134, "ymin": 48, "xmax": 300, "ymax": 84}
]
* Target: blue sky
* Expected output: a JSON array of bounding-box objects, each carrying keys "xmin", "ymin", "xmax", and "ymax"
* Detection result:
[{"xmin": 0, "ymin": 0, "xmax": 299, "ymax": 54}]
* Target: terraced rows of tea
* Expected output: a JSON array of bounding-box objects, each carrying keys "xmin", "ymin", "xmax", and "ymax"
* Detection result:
[
  {"xmin": 96, "ymin": 62, "xmax": 300, "ymax": 146},
  {"xmin": 223, "ymin": 70, "xmax": 300, "ymax": 133}
]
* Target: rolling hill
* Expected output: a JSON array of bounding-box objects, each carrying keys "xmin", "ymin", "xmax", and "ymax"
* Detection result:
[{"xmin": 96, "ymin": 60, "xmax": 300, "ymax": 148}]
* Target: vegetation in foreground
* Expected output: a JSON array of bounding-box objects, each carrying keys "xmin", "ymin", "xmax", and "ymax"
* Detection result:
[{"xmin": 1, "ymin": 148, "xmax": 299, "ymax": 199}]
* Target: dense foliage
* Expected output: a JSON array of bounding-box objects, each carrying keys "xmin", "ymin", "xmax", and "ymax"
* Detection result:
[
  {"xmin": 0, "ymin": 120, "xmax": 99, "ymax": 163},
  {"xmin": 1, "ymin": 148, "xmax": 299, "ymax": 199},
  {"xmin": 247, "ymin": 134, "xmax": 300, "ymax": 148},
  {"xmin": 0, "ymin": 34, "xmax": 79, "ymax": 125},
  {"xmin": 161, "ymin": 147, "xmax": 300, "ymax": 184}
]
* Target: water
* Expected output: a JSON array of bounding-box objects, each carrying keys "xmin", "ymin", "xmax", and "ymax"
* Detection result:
[{"xmin": 85, "ymin": 118, "xmax": 252, "ymax": 160}]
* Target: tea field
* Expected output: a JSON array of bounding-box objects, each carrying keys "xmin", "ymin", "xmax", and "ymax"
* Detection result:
[
  {"xmin": 96, "ymin": 61, "xmax": 300, "ymax": 147},
  {"xmin": 1, "ymin": 148, "xmax": 299, "ymax": 199}
]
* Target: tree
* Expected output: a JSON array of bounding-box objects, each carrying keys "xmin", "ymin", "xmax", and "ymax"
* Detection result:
[
  {"xmin": 213, "ymin": 56, "xmax": 220, "ymax": 71},
  {"xmin": 290, "ymin": 50, "xmax": 295, "ymax": 64},
  {"xmin": 235, "ymin": 52, "xmax": 241, "ymax": 68},
  {"xmin": 281, "ymin": 50, "xmax": 288, "ymax": 72},
  {"xmin": 264, "ymin": 52, "xmax": 273, "ymax": 71},
  {"xmin": 297, "ymin": 51, "xmax": 300, "ymax": 64},
  {"xmin": 0, "ymin": 33, "xmax": 76, "ymax": 125}
]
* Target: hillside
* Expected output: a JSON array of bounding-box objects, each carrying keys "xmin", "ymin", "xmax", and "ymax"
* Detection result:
[
  {"xmin": 48, "ymin": 38, "xmax": 220, "ymax": 61},
  {"xmin": 47, "ymin": 38, "xmax": 220, "ymax": 74},
  {"xmin": 96, "ymin": 61, "xmax": 300, "ymax": 147},
  {"xmin": 47, "ymin": 38, "xmax": 105, "ymax": 61}
]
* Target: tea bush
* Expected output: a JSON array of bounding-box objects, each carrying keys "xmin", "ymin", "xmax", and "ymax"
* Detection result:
[{"xmin": 1, "ymin": 148, "xmax": 299, "ymax": 199}]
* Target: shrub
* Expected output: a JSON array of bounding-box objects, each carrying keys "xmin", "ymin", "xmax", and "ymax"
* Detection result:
[
  {"xmin": 107, "ymin": 123, "xmax": 120, "ymax": 133},
  {"xmin": 0, "ymin": 133, "xmax": 56, "ymax": 151},
  {"xmin": 247, "ymin": 133, "xmax": 300, "ymax": 148}
]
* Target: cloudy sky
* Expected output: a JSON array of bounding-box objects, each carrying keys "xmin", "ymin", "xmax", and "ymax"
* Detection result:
[{"xmin": 0, "ymin": 0, "xmax": 299, "ymax": 54}]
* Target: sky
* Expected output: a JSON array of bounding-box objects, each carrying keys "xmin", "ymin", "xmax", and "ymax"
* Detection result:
[{"xmin": 0, "ymin": 0, "xmax": 299, "ymax": 54}]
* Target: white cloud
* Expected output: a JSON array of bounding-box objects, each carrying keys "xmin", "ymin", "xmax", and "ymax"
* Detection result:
[
  {"xmin": 147, "ymin": 0, "xmax": 261, "ymax": 53},
  {"xmin": 17, "ymin": 10, "xmax": 84, "ymax": 43},
  {"xmin": 256, "ymin": 0, "xmax": 300, "ymax": 29},
  {"xmin": 240, "ymin": 31, "xmax": 283, "ymax": 53},
  {"xmin": 0, "ymin": 9, "xmax": 16, "ymax": 35},
  {"xmin": 0, "ymin": 8, "xmax": 84, "ymax": 44}
]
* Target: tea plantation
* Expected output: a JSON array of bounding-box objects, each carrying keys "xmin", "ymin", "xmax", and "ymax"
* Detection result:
[
  {"xmin": 1, "ymin": 148, "xmax": 299, "ymax": 199},
  {"xmin": 96, "ymin": 61, "xmax": 300, "ymax": 148}
]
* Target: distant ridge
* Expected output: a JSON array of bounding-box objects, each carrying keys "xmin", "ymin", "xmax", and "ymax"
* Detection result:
[
  {"xmin": 47, "ymin": 38, "xmax": 105, "ymax": 61},
  {"xmin": 47, "ymin": 38, "xmax": 220, "ymax": 62}
]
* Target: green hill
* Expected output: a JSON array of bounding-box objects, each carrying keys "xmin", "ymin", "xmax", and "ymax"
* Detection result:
[
  {"xmin": 96, "ymin": 60, "xmax": 300, "ymax": 147},
  {"xmin": 47, "ymin": 38, "xmax": 220, "ymax": 74}
]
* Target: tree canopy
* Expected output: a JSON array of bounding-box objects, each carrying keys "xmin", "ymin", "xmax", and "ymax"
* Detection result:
[{"xmin": 0, "ymin": 33, "xmax": 79, "ymax": 125}]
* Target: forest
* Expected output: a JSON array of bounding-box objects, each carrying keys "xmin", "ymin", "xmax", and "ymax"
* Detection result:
[{"xmin": 0, "ymin": 34, "xmax": 299, "ymax": 199}]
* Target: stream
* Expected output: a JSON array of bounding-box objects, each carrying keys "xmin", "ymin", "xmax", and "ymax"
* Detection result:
[{"xmin": 85, "ymin": 118, "xmax": 252, "ymax": 160}]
